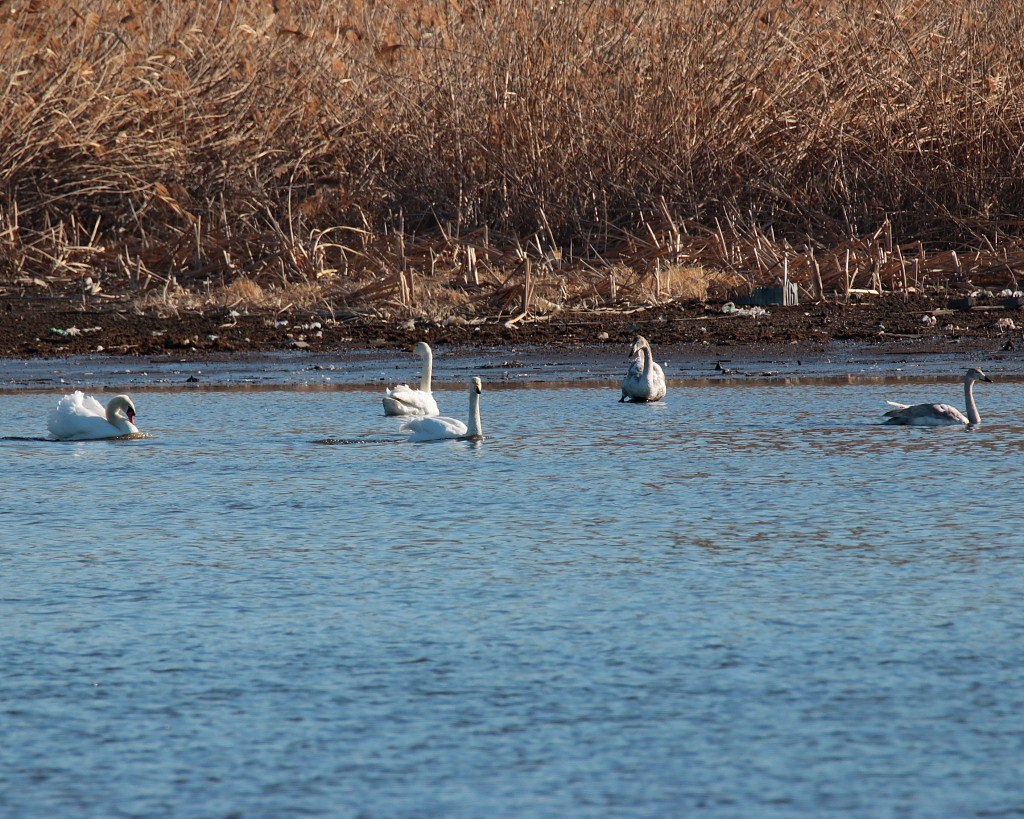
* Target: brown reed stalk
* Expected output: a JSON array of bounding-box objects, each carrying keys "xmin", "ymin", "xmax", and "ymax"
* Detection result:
[{"xmin": 1, "ymin": 0, "xmax": 1023, "ymax": 314}]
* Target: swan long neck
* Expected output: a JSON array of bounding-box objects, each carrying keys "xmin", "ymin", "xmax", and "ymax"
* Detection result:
[
  {"xmin": 640, "ymin": 342, "xmax": 653, "ymax": 381},
  {"xmin": 965, "ymin": 378, "xmax": 981, "ymax": 424},
  {"xmin": 106, "ymin": 397, "xmax": 134, "ymax": 431},
  {"xmin": 467, "ymin": 389, "xmax": 483, "ymax": 437},
  {"xmin": 420, "ymin": 347, "xmax": 433, "ymax": 393},
  {"xmin": 106, "ymin": 401, "xmax": 124, "ymax": 425}
]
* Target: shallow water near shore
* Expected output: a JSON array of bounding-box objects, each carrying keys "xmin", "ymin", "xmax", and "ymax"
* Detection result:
[{"xmin": 4, "ymin": 365, "xmax": 1024, "ymax": 818}]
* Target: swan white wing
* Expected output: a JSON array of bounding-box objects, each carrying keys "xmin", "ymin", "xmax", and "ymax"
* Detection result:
[
  {"xmin": 78, "ymin": 393, "xmax": 107, "ymax": 416},
  {"xmin": 48, "ymin": 417, "xmax": 125, "ymax": 439},
  {"xmin": 621, "ymin": 374, "xmax": 649, "ymax": 401},
  {"xmin": 46, "ymin": 392, "xmax": 136, "ymax": 440},
  {"xmin": 621, "ymin": 357, "xmax": 645, "ymax": 399},
  {"xmin": 883, "ymin": 402, "xmax": 969, "ymax": 425},
  {"xmin": 400, "ymin": 414, "xmax": 468, "ymax": 441},
  {"xmin": 621, "ymin": 360, "xmax": 667, "ymax": 401},
  {"xmin": 49, "ymin": 391, "xmax": 103, "ymax": 418},
  {"xmin": 383, "ymin": 384, "xmax": 440, "ymax": 416},
  {"xmin": 649, "ymin": 361, "xmax": 667, "ymax": 401},
  {"xmin": 620, "ymin": 372, "xmax": 639, "ymax": 399}
]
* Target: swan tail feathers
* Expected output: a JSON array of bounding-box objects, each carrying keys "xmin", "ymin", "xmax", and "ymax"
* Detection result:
[
  {"xmin": 883, "ymin": 402, "xmax": 968, "ymax": 425},
  {"xmin": 383, "ymin": 386, "xmax": 439, "ymax": 416}
]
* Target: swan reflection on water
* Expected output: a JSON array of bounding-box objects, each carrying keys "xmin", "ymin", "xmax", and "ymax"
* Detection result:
[{"xmin": 313, "ymin": 437, "xmax": 483, "ymax": 450}]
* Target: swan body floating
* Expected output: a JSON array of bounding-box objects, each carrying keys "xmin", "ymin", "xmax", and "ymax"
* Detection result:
[
  {"xmin": 620, "ymin": 335, "xmax": 667, "ymax": 402},
  {"xmin": 383, "ymin": 341, "xmax": 440, "ymax": 416},
  {"xmin": 883, "ymin": 367, "xmax": 992, "ymax": 426},
  {"xmin": 46, "ymin": 391, "xmax": 139, "ymax": 440},
  {"xmin": 401, "ymin": 377, "xmax": 483, "ymax": 441}
]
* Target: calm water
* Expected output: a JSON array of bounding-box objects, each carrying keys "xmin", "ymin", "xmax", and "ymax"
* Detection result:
[{"xmin": 4, "ymin": 373, "xmax": 1024, "ymax": 819}]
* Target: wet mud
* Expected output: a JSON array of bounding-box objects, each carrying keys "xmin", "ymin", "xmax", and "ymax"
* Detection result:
[{"xmin": 3, "ymin": 293, "xmax": 1022, "ymax": 361}]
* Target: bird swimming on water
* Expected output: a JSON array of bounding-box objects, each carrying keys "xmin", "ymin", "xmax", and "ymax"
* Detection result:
[{"xmin": 882, "ymin": 367, "xmax": 992, "ymax": 426}]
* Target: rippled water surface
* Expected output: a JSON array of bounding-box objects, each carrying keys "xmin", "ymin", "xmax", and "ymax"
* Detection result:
[{"xmin": 5, "ymin": 373, "xmax": 1024, "ymax": 819}]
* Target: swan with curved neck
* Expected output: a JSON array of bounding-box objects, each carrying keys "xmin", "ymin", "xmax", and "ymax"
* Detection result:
[
  {"xmin": 401, "ymin": 377, "xmax": 483, "ymax": 441},
  {"xmin": 883, "ymin": 368, "xmax": 992, "ymax": 425},
  {"xmin": 383, "ymin": 341, "xmax": 440, "ymax": 416},
  {"xmin": 620, "ymin": 336, "xmax": 667, "ymax": 402},
  {"xmin": 46, "ymin": 391, "xmax": 139, "ymax": 440}
]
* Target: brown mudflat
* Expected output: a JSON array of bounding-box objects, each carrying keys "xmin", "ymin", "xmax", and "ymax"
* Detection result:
[{"xmin": 2, "ymin": 293, "xmax": 1020, "ymax": 360}]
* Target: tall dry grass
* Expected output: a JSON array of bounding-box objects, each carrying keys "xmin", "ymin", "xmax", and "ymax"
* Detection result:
[{"xmin": 1, "ymin": 0, "xmax": 1023, "ymax": 315}]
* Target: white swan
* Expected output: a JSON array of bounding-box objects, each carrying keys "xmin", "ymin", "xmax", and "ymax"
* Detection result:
[
  {"xmin": 46, "ymin": 391, "xmax": 139, "ymax": 440},
  {"xmin": 620, "ymin": 335, "xmax": 667, "ymax": 402},
  {"xmin": 883, "ymin": 367, "xmax": 992, "ymax": 425},
  {"xmin": 401, "ymin": 377, "xmax": 483, "ymax": 441},
  {"xmin": 383, "ymin": 341, "xmax": 440, "ymax": 416}
]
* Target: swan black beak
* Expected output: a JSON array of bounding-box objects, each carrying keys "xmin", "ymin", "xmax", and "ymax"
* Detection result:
[
  {"xmin": 475, "ymin": 384, "xmax": 482, "ymax": 394},
  {"xmin": 127, "ymin": 410, "xmax": 136, "ymax": 423}
]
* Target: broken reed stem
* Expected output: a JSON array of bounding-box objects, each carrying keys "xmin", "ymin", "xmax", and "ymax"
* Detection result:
[
  {"xmin": 895, "ymin": 243, "xmax": 908, "ymax": 299},
  {"xmin": 396, "ymin": 268, "xmax": 410, "ymax": 306},
  {"xmin": 844, "ymin": 249, "xmax": 851, "ymax": 299},
  {"xmin": 465, "ymin": 245, "xmax": 478, "ymax": 286},
  {"xmin": 404, "ymin": 267, "xmax": 414, "ymax": 307},
  {"xmin": 811, "ymin": 252, "xmax": 823, "ymax": 301},
  {"xmin": 522, "ymin": 257, "xmax": 532, "ymax": 315},
  {"xmin": 714, "ymin": 218, "xmax": 728, "ymax": 265},
  {"xmin": 4, "ymin": 0, "xmax": 1024, "ymax": 312}
]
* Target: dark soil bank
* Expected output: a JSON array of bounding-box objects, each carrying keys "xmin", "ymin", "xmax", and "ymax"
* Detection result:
[{"xmin": 3, "ymin": 293, "xmax": 1022, "ymax": 360}]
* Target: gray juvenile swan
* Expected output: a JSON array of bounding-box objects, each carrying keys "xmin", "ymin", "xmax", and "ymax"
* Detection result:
[
  {"xmin": 883, "ymin": 367, "xmax": 992, "ymax": 426},
  {"xmin": 46, "ymin": 391, "xmax": 139, "ymax": 440},
  {"xmin": 383, "ymin": 341, "xmax": 440, "ymax": 416},
  {"xmin": 401, "ymin": 377, "xmax": 483, "ymax": 441},
  {"xmin": 620, "ymin": 335, "xmax": 667, "ymax": 402}
]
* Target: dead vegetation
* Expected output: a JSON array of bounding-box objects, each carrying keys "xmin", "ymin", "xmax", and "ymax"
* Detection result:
[{"xmin": 1, "ymin": 0, "xmax": 1023, "ymax": 324}]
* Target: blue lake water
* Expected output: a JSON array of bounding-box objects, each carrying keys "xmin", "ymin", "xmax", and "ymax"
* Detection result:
[{"xmin": 4, "ymin": 354, "xmax": 1024, "ymax": 818}]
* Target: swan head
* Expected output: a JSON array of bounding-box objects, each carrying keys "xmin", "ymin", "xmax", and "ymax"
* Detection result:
[
  {"xmin": 109, "ymin": 394, "xmax": 136, "ymax": 424},
  {"xmin": 471, "ymin": 376, "xmax": 482, "ymax": 395},
  {"xmin": 629, "ymin": 335, "xmax": 649, "ymax": 355},
  {"xmin": 965, "ymin": 367, "xmax": 992, "ymax": 384},
  {"xmin": 412, "ymin": 341, "xmax": 432, "ymax": 356}
]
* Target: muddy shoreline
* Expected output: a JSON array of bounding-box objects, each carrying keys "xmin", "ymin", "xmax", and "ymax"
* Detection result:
[
  {"xmin": 4, "ymin": 293, "xmax": 1023, "ymax": 359},
  {"xmin": 2, "ymin": 293, "xmax": 1022, "ymax": 392}
]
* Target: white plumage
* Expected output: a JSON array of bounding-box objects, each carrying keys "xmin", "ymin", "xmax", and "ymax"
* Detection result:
[
  {"xmin": 383, "ymin": 341, "xmax": 440, "ymax": 416},
  {"xmin": 883, "ymin": 368, "xmax": 992, "ymax": 426},
  {"xmin": 401, "ymin": 377, "xmax": 483, "ymax": 442},
  {"xmin": 46, "ymin": 391, "xmax": 140, "ymax": 440},
  {"xmin": 620, "ymin": 335, "xmax": 667, "ymax": 402}
]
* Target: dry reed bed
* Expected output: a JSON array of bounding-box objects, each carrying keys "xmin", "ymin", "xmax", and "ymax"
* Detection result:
[{"xmin": 1, "ymin": 0, "xmax": 1023, "ymax": 321}]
